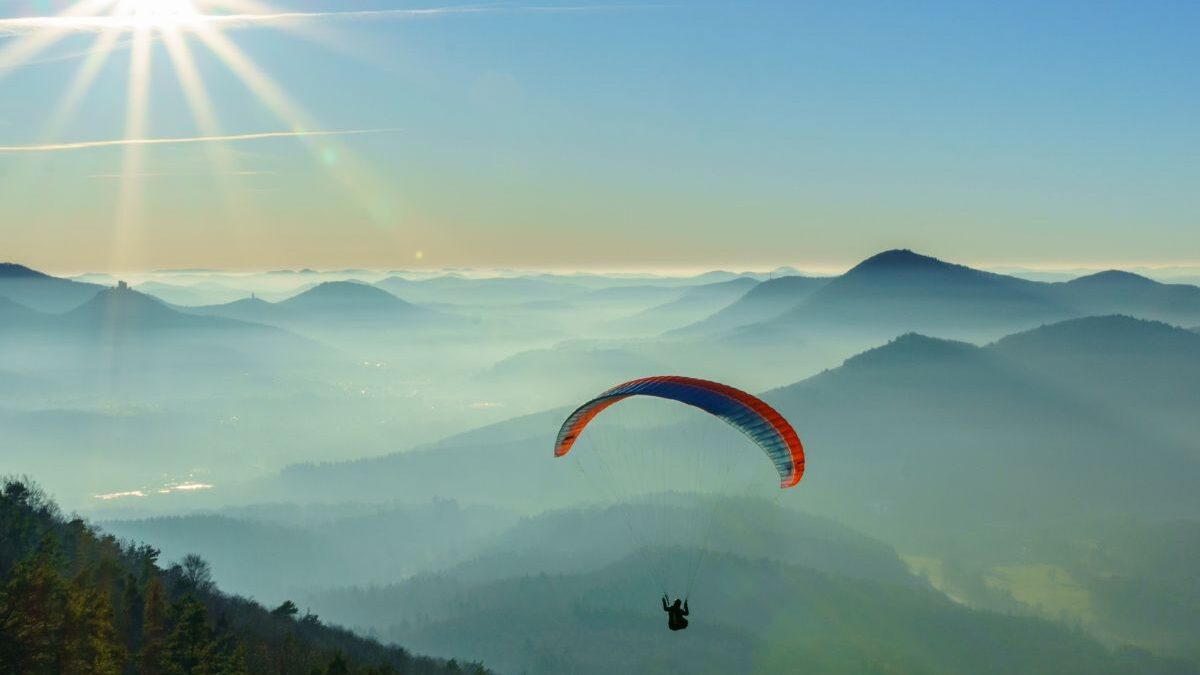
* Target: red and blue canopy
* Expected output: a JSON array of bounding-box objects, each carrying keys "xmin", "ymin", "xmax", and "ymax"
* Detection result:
[{"xmin": 554, "ymin": 375, "xmax": 805, "ymax": 488}]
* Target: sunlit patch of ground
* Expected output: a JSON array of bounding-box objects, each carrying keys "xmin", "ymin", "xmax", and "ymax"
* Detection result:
[
  {"xmin": 983, "ymin": 563, "xmax": 1094, "ymax": 624},
  {"xmin": 900, "ymin": 554, "xmax": 968, "ymax": 605}
]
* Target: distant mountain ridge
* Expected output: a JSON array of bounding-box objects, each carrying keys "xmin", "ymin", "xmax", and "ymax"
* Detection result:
[
  {"xmin": 188, "ymin": 280, "xmax": 457, "ymax": 329},
  {"xmin": 669, "ymin": 275, "xmax": 828, "ymax": 336},
  {"xmin": 671, "ymin": 250, "xmax": 1200, "ymax": 341},
  {"xmin": 0, "ymin": 262, "xmax": 106, "ymax": 313},
  {"xmin": 755, "ymin": 249, "xmax": 1067, "ymax": 338},
  {"xmin": 268, "ymin": 314, "xmax": 1200, "ymax": 547},
  {"xmin": 1050, "ymin": 269, "xmax": 1200, "ymax": 325}
]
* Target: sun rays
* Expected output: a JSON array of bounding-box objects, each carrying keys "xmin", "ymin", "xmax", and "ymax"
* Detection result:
[{"xmin": 0, "ymin": 0, "xmax": 400, "ymax": 267}]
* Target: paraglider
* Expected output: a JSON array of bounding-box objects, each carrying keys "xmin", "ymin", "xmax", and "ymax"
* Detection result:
[
  {"xmin": 662, "ymin": 596, "xmax": 689, "ymax": 631},
  {"xmin": 554, "ymin": 375, "xmax": 805, "ymax": 488},
  {"xmin": 554, "ymin": 376, "xmax": 806, "ymax": 629}
]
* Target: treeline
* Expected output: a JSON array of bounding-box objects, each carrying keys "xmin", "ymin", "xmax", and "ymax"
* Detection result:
[{"xmin": 0, "ymin": 478, "xmax": 488, "ymax": 675}]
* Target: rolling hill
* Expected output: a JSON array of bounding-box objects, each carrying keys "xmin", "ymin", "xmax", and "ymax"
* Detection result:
[
  {"xmin": 266, "ymin": 314, "xmax": 1200, "ymax": 546},
  {"xmin": 610, "ymin": 276, "xmax": 760, "ymax": 335},
  {"xmin": 0, "ymin": 478, "xmax": 487, "ymax": 675},
  {"xmin": 189, "ymin": 281, "xmax": 458, "ymax": 331},
  {"xmin": 669, "ymin": 275, "xmax": 828, "ymax": 336},
  {"xmin": 747, "ymin": 249, "xmax": 1070, "ymax": 340},
  {"xmin": 308, "ymin": 546, "xmax": 1191, "ymax": 675},
  {"xmin": 1050, "ymin": 271, "xmax": 1200, "ymax": 326},
  {"xmin": 0, "ymin": 262, "xmax": 105, "ymax": 313}
]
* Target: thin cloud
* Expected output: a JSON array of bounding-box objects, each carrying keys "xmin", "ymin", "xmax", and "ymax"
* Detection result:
[
  {"xmin": 0, "ymin": 5, "xmax": 650, "ymax": 36},
  {"xmin": 0, "ymin": 128, "xmax": 398, "ymax": 153},
  {"xmin": 89, "ymin": 170, "xmax": 276, "ymax": 179}
]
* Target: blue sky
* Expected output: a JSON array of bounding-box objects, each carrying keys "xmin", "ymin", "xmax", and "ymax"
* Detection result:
[{"xmin": 0, "ymin": 1, "xmax": 1196, "ymax": 272}]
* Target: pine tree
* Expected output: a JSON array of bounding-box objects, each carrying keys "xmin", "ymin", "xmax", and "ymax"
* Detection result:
[
  {"xmin": 164, "ymin": 596, "xmax": 214, "ymax": 675},
  {"xmin": 324, "ymin": 651, "xmax": 350, "ymax": 675},
  {"xmin": 121, "ymin": 572, "xmax": 145, "ymax": 655},
  {"xmin": 139, "ymin": 577, "xmax": 169, "ymax": 675},
  {"xmin": 0, "ymin": 536, "xmax": 67, "ymax": 675},
  {"xmin": 61, "ymin": 571, "xmax": 125, "ymax": 674}
]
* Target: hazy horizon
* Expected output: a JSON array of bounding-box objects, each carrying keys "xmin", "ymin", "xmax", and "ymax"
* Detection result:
[
  {"xmin": 3, "ymin": 3, "xmax": 1198, "ymax": 674},
  {"xmin": 3, "ymin": 1, "xmax": 1197, "ymax": 273}
]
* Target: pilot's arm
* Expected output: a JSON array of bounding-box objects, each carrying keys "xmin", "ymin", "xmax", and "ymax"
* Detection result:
[{"xmin": 682, "ymin": 600, "xmax": 689, "ymax": 616}]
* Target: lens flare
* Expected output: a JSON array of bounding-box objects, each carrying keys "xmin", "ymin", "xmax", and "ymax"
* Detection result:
[{"xmin": 0, "ymin": 0, "xmax": 391, "ymax": 268}]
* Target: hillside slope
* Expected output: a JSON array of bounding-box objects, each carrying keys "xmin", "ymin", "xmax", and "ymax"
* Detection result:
[{"xmin": 0, "ymin": 478, "xmax": 487, "ymax": 675}]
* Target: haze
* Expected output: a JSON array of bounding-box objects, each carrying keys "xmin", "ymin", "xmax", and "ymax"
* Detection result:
[{"xmin": 2, "ymin": 3, "xmax": 1199, "ymax": 675}]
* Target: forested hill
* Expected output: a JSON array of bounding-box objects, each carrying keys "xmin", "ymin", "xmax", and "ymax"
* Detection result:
[{"xmin": 0, "ymin": 479, "xmax": 488, "ymax": 675}]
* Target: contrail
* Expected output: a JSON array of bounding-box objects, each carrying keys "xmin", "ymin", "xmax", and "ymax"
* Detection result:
[
  {"xmin": 0, "ymin": 7, "xmax": 483, "ymax": 34},
  {"xmin": 0, "ymin": 5, "xmax": 649, "ymax": 35},
  {"xmin": 0, "ymin": 128, "xmax": 398, "ymax": 153},
  {"xmin": 89, "ymin": 170, "xmax": 276, "ymax": 179}
]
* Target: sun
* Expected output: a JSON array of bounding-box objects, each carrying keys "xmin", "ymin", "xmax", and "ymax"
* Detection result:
[{"xmin": 0, "ymin": 0, "xmax": 388, "ymax": 267}]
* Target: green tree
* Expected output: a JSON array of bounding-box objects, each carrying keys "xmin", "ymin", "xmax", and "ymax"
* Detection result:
[
  {"xmin": 270, "ymin": 601, "xmax": 299, "ymax": 619},
  {"xmin": 60, "ymin": 572, "xmax": 125, "ymax": 675},
  {"xmin": 324, "ymin": 651, "xmax": 351, "ymax": 675},
  {"xmin": 165, "ymin": 596, "xmax": 214, "ymax": 675},
  {"xmin": 139, "ymin": 577, "xmax": 169, "ymax": 675},
  {"xmin": 0, "ymin": 536, "xmax": 67, "ymax": 675}
]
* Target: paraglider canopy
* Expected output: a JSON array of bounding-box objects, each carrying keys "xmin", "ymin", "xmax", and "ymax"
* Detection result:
[{"xmin": 554, "ymin": 375, "xmax": 805, "ymax": 488}]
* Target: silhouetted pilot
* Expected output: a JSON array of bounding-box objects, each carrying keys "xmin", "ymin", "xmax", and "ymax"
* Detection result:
[{"xmin": 662, "ymin": 595, "xmax": 689, "ymax": 631}]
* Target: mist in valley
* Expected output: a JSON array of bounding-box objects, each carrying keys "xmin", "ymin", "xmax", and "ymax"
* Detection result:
[{"xmin": 4, "ymin": 250, "xmax": 1200, "ymax": 674}]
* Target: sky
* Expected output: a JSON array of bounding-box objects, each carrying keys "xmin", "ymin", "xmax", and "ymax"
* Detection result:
[{"xmin": 0, "ymin": 0, "xmax": 1197, "ymax": 273}]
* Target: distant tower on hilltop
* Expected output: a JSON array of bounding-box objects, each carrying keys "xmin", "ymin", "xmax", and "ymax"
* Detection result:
[{"xmin": 117, "ymin": 280, "xmax": 129, "ymax": 291}]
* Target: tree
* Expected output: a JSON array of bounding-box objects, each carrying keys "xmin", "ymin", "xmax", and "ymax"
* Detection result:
[
  {"xmin": 165, "ymin": 596, "xmax": 213, "ymax": 675},
  {"xmin": 120, "ymin": 572, "xmax": 145, "ymax": 654},
  {"xmin": 270, "ymin": 601, "xmax": 299, "ymax": 619},
  {"xmin": 60, "ymin": 572, "xmax": 124, "ymax": 675},
  {"xmin": 180, "ymin": 555, "xmax": 215, "ymax": 595},
  {"xmin": 140, "ymin": 577, "xmax": 170, "ymax": 675},
  {"xmin": 324, "ymin": 651, "xmax": 350, "ymax": 675},
  {"xmin": 0, "ymin": 536, "xmax": 67, "ymax": 675}
]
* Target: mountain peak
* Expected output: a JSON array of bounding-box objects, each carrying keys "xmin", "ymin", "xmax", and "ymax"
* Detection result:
[
  {"xmin": 66, "ymin": 286, "xmax": 177, "ymax": 322},
  {"xmin": 0, "ymin": 262, "xmax": 50, "ymax": 279},
  {"xmin": 991, "ymin": 315, "xmax": 1198, "ymax": 352},
  {"xmin": 1066, "ymin": 270, "xmax": 1158, "ymax": 287},
  {"xmin": 848, "ymin": 249, "xmax": 949, "ymax": 274},
  {"xmin": 285, "ymin": 280, "xmax": 407, "ymax": 305},
  {"xmin": 841, "ymin": 332, "xmax": 981, "ymax": 370}
]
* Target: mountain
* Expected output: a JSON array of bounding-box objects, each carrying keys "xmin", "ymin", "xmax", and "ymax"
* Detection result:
[
  {"xmin": 610, "ymin": 277, "xmax": 760, "ymax": 335},
  {"xmin": 281, "ymin": 280, "xmax": 414, "ymax": 312},
  {"xmin": 185, "ymin": 295, "xmax": 301, "ymax": 325},
  {"xmin": 0, "ymin": 294, "xmax": 37, "ymax": 327},
  {"xmin": 102, "ymin": 500, "xmax": 520, "ymax": 602},
  {"xmin": 571, "ymin": 284, "xmax": 687, "ymax": 309},
  {"xmin": 55, "ymin": 286, "xmax": 306, "ymax": 340},
  {"xmin": 0, "ymin": 478, "xmax": 486, "ymax": 675},
  {"xmin": 133, "ymin": 280, "xmax": 223, "ymax": 307},
  {"xmin": 484, "ymin": 342, "xmax": 664, "ymax": 373},
  {"xmin": 280, "ymin": 281, "xmax": 457, "ymax": 327},
  {"xmin": 988, "ymin": 315, "xmax": 1200, "ymax": 447},
  {"xmin": 268, "ymin": 314, "xmax": 1200, "ymax": 544},
  {"xmin": 1050, "ymin": 270, "xmax": 1200, "ymax": 326},
  {"xmin": 0, "ymin": 286, "xmax": 327, "ymax": 381},
  {"xmin": 309, "ymin": 546, "xmax": 1191, "ymax": 675},
  {"xmin": 0, "ymin": 262, "xmax": 106, "ymax": 313},
  {"xmin": 481, "ymin": 345, "xmax": 667, "ymax": 397},
  {"xmin": 747, "ymin": 250, "xmax": 1070, "ymax": 340},
  {"xmin": 669, "ymin": 275, "xmax": 828, "ymax": 336},
  {"xmin": 188, "ymin": 281, "xmax": 457, "ymax": 331},
  {"xmin": 404, "ymin": 497, "xmax": 918, "ymax": 590},
  {"xmin": 375, "ymin": 276, "xmax": 586, "ymax": 306}
]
